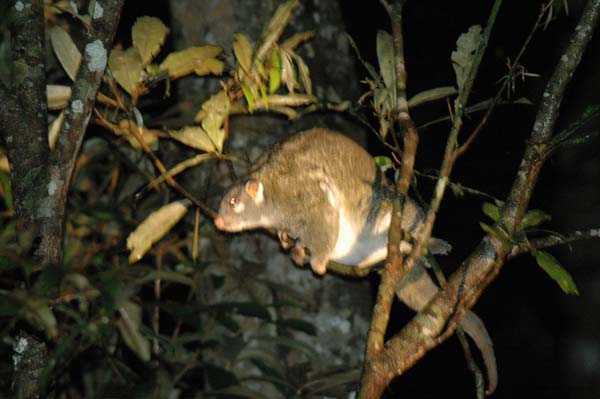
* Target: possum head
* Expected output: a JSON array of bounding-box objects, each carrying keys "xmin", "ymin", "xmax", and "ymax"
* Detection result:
[{"xmin": 214, "ymin": 179, "xmax": 273, "ymax": 232}]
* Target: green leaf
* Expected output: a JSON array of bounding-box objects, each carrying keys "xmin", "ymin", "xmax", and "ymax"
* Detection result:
[
  {"xmin": 217, "ymin": 301, "xmax": 272, "ymax": 321},
  {"xmin": 480, "ymin": 222, "xmax": 512, "ymax": 252},
  {"xmin": 345, "ymin": 33, "xmax": 379, "ymax": 81},
  {"xmin": 451, "ymin": 25, "xmax": 482, "ymax": 94},
  {"xmin": 204, "ymin": 363, "xmax": 238, "ymax": 390},
  {"xmin": 482, "ymin": 202, "xmax": 501, "ymax": 222},
  {"xmin": 534, "ymin": 251, "xmax": 579, "ymax": 295},
  {"xmin": 215, "ymin": 313, "xmax": 240, "ymax": 333},
  {"xmin": 133, "ymin": 271, "xmax": 195, "ymax": 287},
  {"xmin": 254, "ymin": 335, "xmax": 318, "ymax": 360},
  {"xmin": 276, "ymin": 318, "xmax": 317, "ymax": 335},
  {"xmin": 117, "ymin": 300, "xmax": 151, "ymax": 361},
  {"xmin": 376, "ymin": 30, "xmax": 395, "ymax": 104},
  {"xmin": 96, "ymin": 270, "xmax": 121, "ymax": 315},
  {"xmin": 35, "ymin": 265, "xmax": 67, "ymax": 297},
  {"xmin": 374, "ymin": 155, "xmax": 393, "ymax": 171},
  {"xmin": 519, "ymin": 209, "xmax": 552, "ymax": 231},
  {"xmin": 302, "ymin": 368, "xmax": 361, "ymax": 396},
  {"xmin": 0, "ymin": 295, "xmax": 19, "ymax": 317},
  {"xmin": 239, "ymin": 349, "xmax": 286, "ymax": 380},
  {"xmin": 268, "ymin": 49, "xmax": 282, "ymax": 93},
  {"xmin": 408, "ymin": 86, "xmax": 457, "ymax": 108},
  {"xmin": 240, "ymin": 82, "xmax": 255, "ymax": 111}
]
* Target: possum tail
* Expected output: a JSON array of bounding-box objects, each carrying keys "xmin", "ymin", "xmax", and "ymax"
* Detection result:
[{"xmin": 395, "ymin": 261, "xmax": 497, "ymax": 394}]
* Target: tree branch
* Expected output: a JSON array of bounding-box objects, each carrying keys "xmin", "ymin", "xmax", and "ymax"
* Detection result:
[
  {"xmin": 1, "ymin": 0, "xmax": 49, "ymax": 233},
  {"xmin": 364, "ymin": 0, "xmax": 416, "ymax": 366},
  {"xmin": 39, "ymin": 0, "xmax": 125, "ymax": 264},
  {"xmin": 360, "ymin": 0, "xmax": 600, "ymax": 397},
  {"xmin": 508, "ymin": 228, "xmax": 600, "ymax": 259}
]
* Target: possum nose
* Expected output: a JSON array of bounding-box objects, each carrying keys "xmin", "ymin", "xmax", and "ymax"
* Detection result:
[{"xmin": 214, "ymin": 216, "xmax": 225, "ymax": 230}]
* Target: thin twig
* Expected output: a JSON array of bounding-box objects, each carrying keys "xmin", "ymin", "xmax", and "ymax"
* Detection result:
[{"xmin": 454, "ymin": 3, "xmax": 551, "ymax": 160}]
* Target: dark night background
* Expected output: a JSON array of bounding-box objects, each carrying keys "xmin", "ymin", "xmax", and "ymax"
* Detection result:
[{"xmin": 120, "ymin": 0, "xmax": 600, "ymax": 397}]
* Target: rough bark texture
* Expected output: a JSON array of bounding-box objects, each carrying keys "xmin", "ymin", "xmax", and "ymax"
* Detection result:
[
  {"xmin": 1, "ymin": 1, "xmax": 125, "ymax": 397},
  {"xmin": 11, "ymin": 333, "xmax": 48, "ymax": 399},
  {"xmin": 0, "ymin": 0, "xmax": 125, "ymax": 266},
  {"xmin": 1, "ymin": 0, "xmax": 50, "ymax": 253}
]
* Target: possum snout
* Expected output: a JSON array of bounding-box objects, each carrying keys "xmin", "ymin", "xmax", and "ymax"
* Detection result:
[{"xmin": 214, "ymin": 216, "xmax": 225, "ymax": 230}]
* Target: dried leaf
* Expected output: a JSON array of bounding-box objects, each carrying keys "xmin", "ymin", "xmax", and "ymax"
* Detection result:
[
  {"xmin": 48, "ymin": 110, "xmax": 65, "ymax": 150},
  {"xmin": 233, "ymin": 33, "xmax": 253, "ymax": 74},
  {"xmin": 0, "ymin": 155, "xmax": 9, "ymax": 173},
  {"xmin": 159, "ymin": 46, "xmax": 223, "ymax": 79},
  {"xmin": 13, "ymin": 290, "xmax": 58, "ymax": 339},
  {"xmin": 127, "ymin": 200, "xmax": 190, "ymax": 263},
  {"xmin": 276, "ymin": 318, "xmax": 317, "ymax": 335},
  {"xmin": 132, "ymin": 16, "xmax": 169, "ymax": 66},
  {"xmin": 294, "ymin": 53, "xmax": 312, "ymax": 95},
  {"xmin": 117, "ymin": 300, "xmax": 150, "ymax": 361},
  {"xmin": 47, "ymin": 85, "xmax": 72, "ymax": 110},
  {"xmin": 281, "ymin": 31, "xmax": 315, "ymax": 51},
  {"xmin": 253, "ymin": 93, "xmax": 316, "ymax": 108},
  {"xmin": 109, "ymin": 48, "xmax": 143, "ymax": 96},
  {"xmin": 254, "ymin": 0, "xmax": 299, "ymax": 63},
  {"xmin": 114, "ymin": 119, "xmax": 159, "ymax": 149},
  {"xmin": 451, "ymin": 25, "xmax": 482, "ymax": 94},
  {"xmin": 408, "ymin": 86, "xmax": 457, "ymax": 108},
  {"xmin": 169, "ymin": 126, "xmax": 216, "ymax": 153},
  {"xmin": 268, "ymin": 106, "xmax": 297, "ymax": 119},
  {"xmin": 280, "ymin": 50, "xmax": 297, "ymax": 93},
  {"xmin": 50, "ymin": 27, "xmax": 82, "ymax": 81},
  {"xmin": 534, "ymin": 251, "xmax": 579, "ymax": 295},
  {"xmin": 148, "ymin": 153, "xmax": 217, "ymax": 187},
  {"xmin": 200, "ymin": 92, "xmax": 229, "ymax": 153}
]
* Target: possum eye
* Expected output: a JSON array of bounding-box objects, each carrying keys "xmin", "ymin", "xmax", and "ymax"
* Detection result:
[{"xmin": 228, "ymin": 196, "xmax": 239, "ymax": 208}]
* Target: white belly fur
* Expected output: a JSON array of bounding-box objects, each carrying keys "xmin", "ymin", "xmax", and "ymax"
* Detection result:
[
  {"xmin": 331, "ymin": 210, "xmax": 357, "ymax": 260},
  {"xmin": 330, "ymin": 209, "xmax": 390, "ymax": 267}
]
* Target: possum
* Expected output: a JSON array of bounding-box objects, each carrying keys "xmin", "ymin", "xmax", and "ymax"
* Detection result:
[{"xmin": 215, "ymin": 128, "xmax": 497, "ymax": 393}]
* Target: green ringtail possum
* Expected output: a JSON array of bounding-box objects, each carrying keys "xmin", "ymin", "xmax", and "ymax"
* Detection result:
[{"xmin": 214, "ymin": 128, "xmax": 497, "ymax": 393}]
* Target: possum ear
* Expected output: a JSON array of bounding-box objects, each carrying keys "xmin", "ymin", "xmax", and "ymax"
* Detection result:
[{"xmin": 245, "ymin": 179, "xmax": 264, "ymax": 203}]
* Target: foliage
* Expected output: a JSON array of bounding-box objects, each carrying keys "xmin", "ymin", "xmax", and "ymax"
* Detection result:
[
  {"xmin": 0, "ymin": 1, "xmax": 357, "ymax": 398},
  {"xmin": 480, "ymin": 202, "xmax": 579, "ymax": 295}
]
